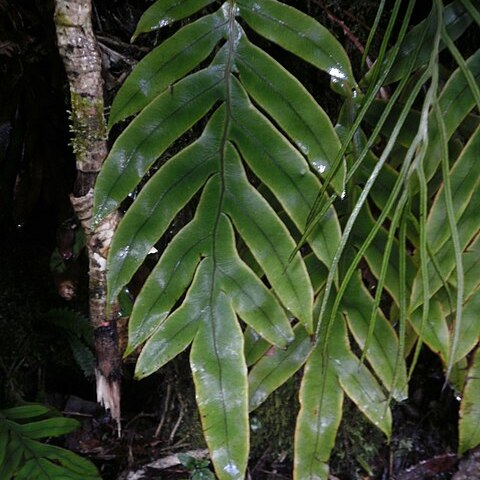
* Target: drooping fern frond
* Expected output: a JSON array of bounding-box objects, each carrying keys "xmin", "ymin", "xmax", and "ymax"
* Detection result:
[
  {"xmin": 93, "ymin": 2, "xmax": 353, "ymax": 478},
  {"xmin": 300, "ymin": 0, "xmax": 480, "ymax": 467}
]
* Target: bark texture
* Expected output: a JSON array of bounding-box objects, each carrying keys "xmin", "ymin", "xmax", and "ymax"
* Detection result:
[{"xmin": 54, "ymin": 0, "xmax": 122, "ymax": 433}]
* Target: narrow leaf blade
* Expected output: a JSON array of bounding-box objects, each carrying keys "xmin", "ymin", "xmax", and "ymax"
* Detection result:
[
  {"xmin": 459, "ymin": 349, "xmax": 480, "ymax": 453},
  {"xmin": 427, "ymin": 126, "xmax": 480, "ymax": 254},
  {"xmin": 106, "ymin": 107, "xmax": 222, "ymax": 302},
  {"xmin": 134, "ymin": 0, "xmax": 217, "ymax": 37},
  {"xmin": 191, "ymin": 288, "xmax": 248, "ymax": 480},
  {"xmin": 342, "ymin": 273, "xmax": 408, "ymax": 400},
  {"xmin": 224, "ymin": 143, "xmax": 314, "ymax": 330},
  {"xmin": 110, "ymin": 11, "xmax": 227, "ymax": 126},
  {"xmin": 134, "ymin": 260, "xmax": 211, "ymax": 378},
  {"xmin": 216, "ymin": 214, "xmax": 294, "ymax": 348},
  {"xmin": 294, "ymin": 343, "xmax": 343, "ymax": 480},
  {"xmin": 452, "ymin": 290, "xmax": 480, "ymax": 364},
  {"xmin": 237, "ymin": 0, "xmax": 354, "ymax": 87},
  {"xmin": 368, "ymin": 0, "xmax": 472, "ymax": 85},
  {"xmin": 0, "ymin": 405, "xmax": 50, "ymax": 420},
  {"xmin": 94, "ymin": 66, "xmax": 224, "ymax": 224},
  {"xmin": 16, "ymin": 417, "xmax": 80, "ymax": 439},
  {"xmin": 230, "ymin": 79, "xmax": 341, "ymax": 273},
  {"xmin": 235, "ymin": 36, "xmax": 344, "ymax": 193},
  {"xmin": 249, "ymin": 325, "xmax": 311, "ymax": 411},
  {"xmin": 330, "ymin": 314, "xmax": 392, "ymax": 437},
  {"xmin": 126, "ymin": 177, "xmax": 220, "ymax": 353}
]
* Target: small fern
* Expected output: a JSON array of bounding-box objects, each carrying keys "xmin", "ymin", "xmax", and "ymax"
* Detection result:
[
  {"xmin": 0, "ymin": 403, "xmax": 100, "ymax": 479},
  {"xmin": 44, "ymin": 308, "xmax": 95, "ymax": 378}
]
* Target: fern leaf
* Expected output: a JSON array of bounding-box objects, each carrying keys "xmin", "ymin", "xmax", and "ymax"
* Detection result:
[
  {"xmin": 0, "ymin": 405, "xmax": 100, "ymax": 479},
  {"xmin": 94, "ymin": 1, "xmax": 352, "ymax": 476},
  {"xmin": 294, "ymin": 340, "xmax": 343, "ymax": 480}
]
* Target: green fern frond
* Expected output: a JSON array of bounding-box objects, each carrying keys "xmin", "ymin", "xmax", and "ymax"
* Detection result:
[
  {"xmin": 0, "ymin": 404, "xmax": 100, "ymax": 479},
  {"xmin": 44, "ymin": 308, "xmax": 95, "ymax": 377}
]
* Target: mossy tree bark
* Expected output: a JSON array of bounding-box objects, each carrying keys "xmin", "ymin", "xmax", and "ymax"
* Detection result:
[{"xmin": 54, "ymin": 0, "xmax": 122, "ymax": 432}]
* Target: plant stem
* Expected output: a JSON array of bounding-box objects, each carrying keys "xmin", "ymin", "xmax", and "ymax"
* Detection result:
[{"xmin": 54, "ymin": 0, "xmax": 122, "ymax": 434}]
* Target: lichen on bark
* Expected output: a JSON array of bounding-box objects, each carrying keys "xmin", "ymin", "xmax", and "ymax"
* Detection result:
[{"xmin": 54, "ymin": 0, "xmax": 122, "ymax": 433}]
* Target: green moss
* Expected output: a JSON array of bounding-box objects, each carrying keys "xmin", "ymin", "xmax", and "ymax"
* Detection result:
[
  {"xmin": 331, "ymin": 398, "xmax": 385, "ymax": 479},
  {"xmin": 53, "ymin": 11, "xmax": 75, "ymax": 28},
  {"xmin": 69, "ymin": 92, "xmax": 106, "ymax": 158},
  {"xmin": 250, "ymin": 376, "xmax": 300, "ymax": 461}
]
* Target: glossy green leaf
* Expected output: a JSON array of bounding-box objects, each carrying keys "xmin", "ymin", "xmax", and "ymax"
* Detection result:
[
  {"xmin": 342, "ymin": 273, "xmax": 408, "ymax": 400},
  {"xmin": 1, "ymin": 404, "xmax": 50, "ymax": 420},
  {"xmin": 425, "ymin": 48, "xmax": 480, "ymax": 180},
  {"xmin": 459, "ymin": 349, "xmax": 480, "ymax": 453},
  {"xmin": 0, "ymin": 411, "xmax": 100, "ymax": 480},
  {"xmin": 95, "ymin": 0, "xmax": 480, "ymax": 476},
  {"xmin": 345, "ymin": 125, "xmax": 406, "ymax": 231},
  {"xmin": 94, "ymin": 66, "xmax": 224, "ymax": 224},
  {"xmin": 319, "ymin": 83, "xmax": 426, "ymax": 340},
  {"xmin": 126, "ymin": 177, "xmax": 219, "ymax": 354},
  {"xmin": 235, "ymin": 36, "xmax": 344, "ymax": 194},
  {"xmin": 363, "ymin": 100, "xmax": 422, "ymax": 149},
  {"xmin": 237, "ymin": 0, "xmax": 354, "ymax": 88},
  {"xmin": 442, "ymin": 27, "xmax": 480, "ymax": 115},
  {"xmin": 128, "ymin": 158, "xmax": 300, "ymax": 480},
  {"xmin": 353, "ymin": 206, "xmax": 416, "ymax": 305},
  {"xmin": 408, "ymin": 297, "xmax": 449, "ymax": 360},
  {"xmin": 190, "ymin": 287, "xmax": 248, "ymax": 480},
  {"xmin": 369, "ymin": 0, "xmax": 472, "ymax": 85},
  {"xmin": 294, "ymin": 342, "xmax": 343, "ymax": 480},
  {"xmin": 461, "ymin": 0, "xmax": 480, "ymax": 26},
  {"xmin": 224, "ymin": 142, "xmax": 314, "ymax": 331},
  {"xmin": 16, "ymin": 441, "xmax": 100, "ymax": 480},
  {"xmin": 128, "ymin": 135, "xmax": 309, "ymax": 356},
  {"xmin": 17, "ymin": 458, "xmax": 84, "ymax": 480},
  {"xmin": 16, "ymin": 417, "xmax": 79, "ymax": 439},
  {"xmin": 411, "ymin": 185, "xmax": 480, "ymax": 311},
  {"xmin": 230, "ymin": 79, "xmax": 341, "ymax": 273},
  {"xmin": 449, "ymin": 357, "xmax": 468, "ymax": 395},
  {"xmin": 110, "ymin": 11, "xmax": 227, "ymax": 127},
  {"xmin": 107, "ymin": 108, "xmax": 222, "ymax": 303},
  {"xmin": 249, "ymin": 324, "xmax": 311, "ymax": 411},
  {"xmin": 244, "ymin": 327, "xmax": 270, "ymax": 366},
  {"xmin": 431, "ymin": 241, "xmax": 480, "ymax": 364},
  {"xmin": 134, "ymin": 261, "xmax": 207, "ymax": 378},
  {"xmin": 330, "ymin": 314, "xmax": 392, "ymax": 437},
  {"xmin": 134, "ymin": 0, "xmax": 217, "ymax": 37},
  {"xmin": 37, "ymin": 442, "xmax": 99, "ymax": 476},
  {"xmin": 427, "ymin": 126, "xmax": 480, "ymax": 254},
  {"xmin": 304, "ymin": 253, "xmax": 329, "ymax": 293},
  {"xmin": 216, "ymin": 217, "xmax": 294, "ymax": 348},
  {"xmin": 364, "ymin": 49, "xmax": 480, "ymax": 181},
  {"xmin": 452, "ymin": 290, "xmax": 480, "ymax": 363},
  {"xmin": 0, "ymin": 436, "xmax": 23, "ymax": 479},
  {"xmin": 458, "ymin": 236, "xmax": 480, "ymax": 299}
]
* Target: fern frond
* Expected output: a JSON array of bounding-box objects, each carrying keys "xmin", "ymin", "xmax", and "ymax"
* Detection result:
[{"xmin": 0, "ymin": 404, "xmax": 100, "ymax": 479}]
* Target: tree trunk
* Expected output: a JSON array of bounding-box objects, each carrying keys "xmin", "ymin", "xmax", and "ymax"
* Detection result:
[{"xmin": 54, "ymin": 0, "xmax": 122, "ymax": 433}]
